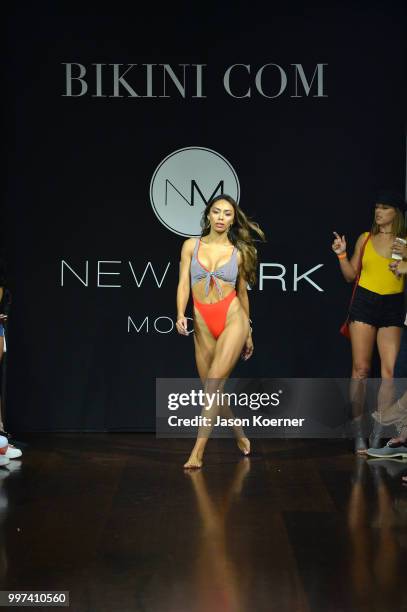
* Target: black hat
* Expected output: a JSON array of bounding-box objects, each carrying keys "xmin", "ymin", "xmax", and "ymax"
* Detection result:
[{"xmin": 375, "ymin": 189, "xmax": 406, "ymax": 211}]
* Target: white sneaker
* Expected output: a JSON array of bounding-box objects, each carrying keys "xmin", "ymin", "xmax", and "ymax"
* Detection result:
[
  {"xmin": 0, "ymin": 456, "xmax": 10, "ymax": 467},
  {"xmin": 4, "ymin": 446, "xmax": 22, "ymax": 459}
]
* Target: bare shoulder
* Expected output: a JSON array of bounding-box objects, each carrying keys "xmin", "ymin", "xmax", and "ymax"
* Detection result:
[
  {"xmin": 181, "ymin": 237, "xmax": 196, "ymax": 256},
  {"xmin": 358, "ymin": 231, "xmax": 369, "ymax": 240},
  {"xmin": 183, "ymin": 237, "xmax": 196, "ymax": 249},
  {"xmin": 355, "ymin": 232, "xmax": 369, "ymax": 248}
]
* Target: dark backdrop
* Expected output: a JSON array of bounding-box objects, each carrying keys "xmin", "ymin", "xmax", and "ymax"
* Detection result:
[{"xmin": 4, "ymin": 1, "xmax": 407, "ymax": 431}]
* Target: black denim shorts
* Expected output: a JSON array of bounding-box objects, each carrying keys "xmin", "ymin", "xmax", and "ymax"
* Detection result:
[{"xmin": 349, "ymin": 285, "xmax": 405, "ymax": 328}]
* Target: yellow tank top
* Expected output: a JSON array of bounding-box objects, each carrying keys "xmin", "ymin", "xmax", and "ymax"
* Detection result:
[{"xmin": 358, "ymin": 232, "xmax": 404, "ymax": 295}]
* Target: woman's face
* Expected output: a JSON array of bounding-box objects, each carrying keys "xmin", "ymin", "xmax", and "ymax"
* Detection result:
[
  {"xmin": 207, "ymin": 200, "xmax": 235, "ymax": 232},
  {"xmin": 375, "ymin": 203, "xmax": 397, "ymax": 227}
]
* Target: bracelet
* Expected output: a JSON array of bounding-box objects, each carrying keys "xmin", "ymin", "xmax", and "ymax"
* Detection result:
[{"xmin": 337, "ymin": 252, "xmax": 347, "ymax": 260}]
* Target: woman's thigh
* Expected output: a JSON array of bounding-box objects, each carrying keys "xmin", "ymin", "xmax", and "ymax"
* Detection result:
[
  {"xmin": 377, "ymin": 326, "xmax": 402, "ymax": 378},
  {"xmin": 208, "ymin": 307, "xmax": 249, "ymax": 380},
  {"xmin": 349, "ymin": 321, "xmax": 377, "ymax": 369},
  {"xmin": 193, "ymin": 307, "xmax": 217, "ymax": 381},
  {"xmin": 394, "ymin": 327, "xmax": 407, "ymax": 378}
]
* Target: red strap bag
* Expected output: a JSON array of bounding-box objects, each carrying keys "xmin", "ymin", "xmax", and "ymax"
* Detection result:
[{"xmin": 340, "ymin": 233, "xmax": 371, "ymax": 339}]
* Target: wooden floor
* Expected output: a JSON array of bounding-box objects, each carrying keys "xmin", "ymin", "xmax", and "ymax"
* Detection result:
[{"xmin": 1, "ymin": 434, "xmax": 407, "ymax": 612}]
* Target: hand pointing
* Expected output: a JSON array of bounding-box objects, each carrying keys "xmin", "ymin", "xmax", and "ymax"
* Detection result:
[{"xmin": 332, "ymin": 231, "xmax": 346, "ymax": 255}]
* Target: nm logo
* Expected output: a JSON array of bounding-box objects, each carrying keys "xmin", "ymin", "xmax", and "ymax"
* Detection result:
[{"xmin": 149, "ymin": 147, "xmax": 240, "ymax": 236}]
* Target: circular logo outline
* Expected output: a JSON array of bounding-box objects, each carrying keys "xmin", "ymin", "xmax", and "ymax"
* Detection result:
[{"xmin": 149, "ymin": 146, "xmax": 240, "ymax": 237}]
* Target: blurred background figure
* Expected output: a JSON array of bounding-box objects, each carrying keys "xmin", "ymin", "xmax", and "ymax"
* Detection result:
[{"xmin": 0, "ymin": 257, "xmax": 22, "ymax": 460}]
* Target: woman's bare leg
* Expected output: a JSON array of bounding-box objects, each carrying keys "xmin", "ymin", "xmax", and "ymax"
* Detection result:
[
  {"xmin": 184, "ymin": 304, "xmax": 249, "ymax": 468},
  {"xmin": 377, "ymin": 326, "xmax": 401, "ymax": 379},
  {"xmin": 183, "ymin": 308, "xmax": 217, "ymax": 468},
  {"xmin": 206, "ymin": 306, "xmax": 250, "ymax": 456},
  {"xmin": 350, "ymin": 321, "xmax": 376, "ymax": 382},
  {"xmin": 349, "ymin": 322, "xmax": 376, "ymax": 453},
  {"xmin": 376, "ymin": 325, "xmax": 400, "ymax": 411},
  {"xmin": 369, "ymin": 327, "xmax": 402, "ymax": 444}
]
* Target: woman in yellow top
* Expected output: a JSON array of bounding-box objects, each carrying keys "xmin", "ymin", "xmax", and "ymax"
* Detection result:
[{"xmin": 332, "ymin": 190, "xmax": 406, "ymax": 452}]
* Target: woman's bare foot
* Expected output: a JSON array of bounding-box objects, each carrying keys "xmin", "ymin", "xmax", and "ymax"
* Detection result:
[
  {"xmin": 237, "ymin": 437, "xmax": 251, "ymax": 456},
  {"xmin": 184, "ymin": 446, "xmax": 204, "ymax": 469}
]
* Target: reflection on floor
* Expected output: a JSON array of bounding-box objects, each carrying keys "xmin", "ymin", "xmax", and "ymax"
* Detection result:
[{"xmin": 1, "ymin": 434, "xmax": 407, "ymax": 612}]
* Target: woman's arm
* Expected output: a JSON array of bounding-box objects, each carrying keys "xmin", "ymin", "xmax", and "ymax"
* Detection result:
[
  {"xmin": 237, "ymin": 274, "xmax": 250, "ymax": 324},
  {"xmin": 237, "ymin": 272, "xmax": 253, "ymax": 360},
  {"xmin": 333, "ymin": 232, "xmax": 366, "ymax": 283},
  {"xmin": 176, "ymin": 239, "xmax": 193, "ymax": 335}
]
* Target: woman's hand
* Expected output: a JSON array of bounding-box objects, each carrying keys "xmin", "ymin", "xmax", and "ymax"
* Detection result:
[
  {"xmin": 389, "ymin": 260, "xmax": 407, "ymax": 276},
  {"xmin": 176, "ymin": 316, "xmax": 189, "ymax": 336},
  {"xmin": 332, "ymin": 231, "xmax": 347, "ymax": 255},
  {"xmin": 241, "ymin": 335, "xmax": 254, "ymax": 361},
  {"xmin": 392, "ymin": 238, "xmax": 407, "ymax": 259}
]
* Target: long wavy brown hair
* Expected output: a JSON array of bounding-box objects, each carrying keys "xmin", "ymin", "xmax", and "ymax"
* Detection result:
[
  {"xmin": 371, "ymin": 207, "xmax": 406, "ymax": 238},
  {"xmin": 200, "ymin": 195, "xmax": 265, "ymax": 285}
]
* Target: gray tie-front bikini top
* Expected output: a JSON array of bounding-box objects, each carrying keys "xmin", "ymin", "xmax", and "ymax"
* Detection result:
[{"xmin": 190, "ymin": 238, "xmax": 238, "ymax": 297}]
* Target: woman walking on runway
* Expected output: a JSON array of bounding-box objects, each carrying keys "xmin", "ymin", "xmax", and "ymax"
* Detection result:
[
  {"xmin": 332, "ymin": 191, "xmax": 406, "ymax": 452},
  {"xmin": 176, "ymin": 195, "xmax": 265, "ymax": 468}
]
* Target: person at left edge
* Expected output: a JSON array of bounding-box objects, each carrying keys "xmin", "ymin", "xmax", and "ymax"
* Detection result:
[{"xmin": 0, "ymin": 259, "xmax": 22, "ymax": 460}]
